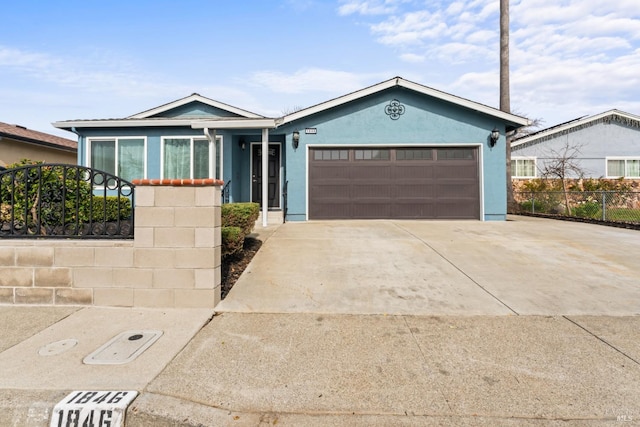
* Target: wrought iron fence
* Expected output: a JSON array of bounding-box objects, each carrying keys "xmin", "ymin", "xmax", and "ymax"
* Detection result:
[
  {"xmin": 0, "ymin": 163, "xmax": 134, "ymax": 239},
  {"xmin": 221, "ymin": 180, "xmax": 231, "ymax": 204},
  {"xmin": 283, "ymin": 180, "xmax": 288, "ymax": 223},
  {"xmin": 514, "ymin": 191, "xmax": 640, "ymax": 225}
]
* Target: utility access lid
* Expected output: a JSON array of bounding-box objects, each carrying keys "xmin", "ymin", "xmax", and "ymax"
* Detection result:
[{"xmin": 83, "ymin": 330, "xmax": 163, "ymax": 365}]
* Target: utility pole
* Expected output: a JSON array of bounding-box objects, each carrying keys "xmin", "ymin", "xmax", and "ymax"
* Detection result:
[{"xmin": 500, "ymin": 0, "xmax": 515, "ymax": 210}]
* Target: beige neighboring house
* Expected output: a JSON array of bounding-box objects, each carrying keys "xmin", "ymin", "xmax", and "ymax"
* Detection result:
[{"xmin": 0, "ymin": 121, "xmax": 77, "ymax": 169}]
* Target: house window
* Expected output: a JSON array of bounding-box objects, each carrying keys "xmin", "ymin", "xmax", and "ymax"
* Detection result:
[
  {"xmin": 437, "ymin": 148, "xmax": 474, "ymax": 160},
  {"xmin": 162, "ymin": 136, "xmax": 222, "ymax": 179},
  {"xmin": 511, "ymin": 157, "xmax": 536, "ymax": 178},
  {"xmin": 88, "ymin": 137, "xmax": 145, "ymax": 182},
  {"xmin": 607, "ymin": 158, "xmax": 640, "ymax": 178},
  {"xmin": 354, "ymin": 149, "xmax": 390, "ymax": 160},
  {"xmin": 396, "ymin": 148, "xmax": 433, "ymax": 160},
  {"xmin": 314, "ymin": 149, "xmax": 348, "ymax": 161}
]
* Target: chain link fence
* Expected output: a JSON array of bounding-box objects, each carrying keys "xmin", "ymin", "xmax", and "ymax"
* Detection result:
[{"xmin": 513, "ymin": 191, "xmax": 640, "ymax": 225}]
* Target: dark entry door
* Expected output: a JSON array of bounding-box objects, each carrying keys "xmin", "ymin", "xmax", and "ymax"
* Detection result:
[{"xmin": 252, "ymin": 144, "xmax": 280, "ymax": 208}]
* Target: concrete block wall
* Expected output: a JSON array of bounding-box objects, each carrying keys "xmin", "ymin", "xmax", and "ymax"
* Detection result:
[{"xmin": 0, "ymin": 179, "xmax": 222, "ymax": 308}]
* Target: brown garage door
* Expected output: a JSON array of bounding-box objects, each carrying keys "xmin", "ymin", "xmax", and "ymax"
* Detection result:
[{"xmin": 309, "ymin": 147, "xmax": 480, "ymax": 219}]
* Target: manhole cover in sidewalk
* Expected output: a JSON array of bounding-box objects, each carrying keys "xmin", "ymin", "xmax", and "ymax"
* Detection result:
[
  {"xmin": 83, "ymin": 330, "xmax": 163, "ymax": 365},
  {"xmin": 38, "ymin": 339, "xmax": 78, "ymax": 356}
]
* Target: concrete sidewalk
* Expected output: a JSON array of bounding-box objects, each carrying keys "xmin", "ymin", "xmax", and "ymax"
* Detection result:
[
  {"xmin": 135, "ymin": 313, "xmax": 640, "ymax": 425},
  {"xmin": 0, "ymin": 306, "xmax": 213, "ymax": 426},
  {"xmin": 3, "ymin": 309, "xmax": 638, "ymax": 426}
]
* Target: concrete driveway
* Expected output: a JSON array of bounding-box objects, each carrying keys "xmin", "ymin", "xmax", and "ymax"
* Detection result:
[{"xmin": 216, "ymin": 216, "xmax": 640, "ymax": 316}]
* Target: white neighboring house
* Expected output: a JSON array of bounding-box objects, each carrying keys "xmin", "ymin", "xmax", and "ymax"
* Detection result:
[{"xmin": 511, "ymin": 110, "xmax": 640, "ymax": 180}]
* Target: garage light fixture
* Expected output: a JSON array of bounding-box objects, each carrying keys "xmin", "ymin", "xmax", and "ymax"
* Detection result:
[
  {"xmin": 489, "ymin": 128, "xmax": 500, "ymax": 147},
  {"xmin": 292, "ymin": 131, "xmax": 300, "ymax": 149}
]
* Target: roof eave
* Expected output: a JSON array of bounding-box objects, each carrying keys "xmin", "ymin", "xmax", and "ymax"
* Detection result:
[
  {"xmin": 128, "ymin": 94, "xmax": 264, "ymax": 119},
  {"xmin": 512, "ymin": 109, "xmax": 640, "ymax": 147},
  {"xmin": 0, "ymin": 133, "xmax": 77, "ymax": 152},
  {"xmin": 52, "ymin": 119, "xmax": 197, "ymax": 129},
  {"xmin": 279, "ymin": 77, "xmax": 530, "ymax": 127},
  {"xmin": 191, "ymin": 118, "xmax": 277, "ymax": 130}
]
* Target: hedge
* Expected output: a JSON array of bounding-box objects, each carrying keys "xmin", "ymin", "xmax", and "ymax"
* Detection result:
[{"xmin": 221, "ymin": 202, "xmax": 259, "ymax": 258}]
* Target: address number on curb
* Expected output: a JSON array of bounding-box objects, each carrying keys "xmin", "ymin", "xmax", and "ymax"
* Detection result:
[{"xmin": 50, "ymin": 390, "xmax": 138, "ymax": 427}]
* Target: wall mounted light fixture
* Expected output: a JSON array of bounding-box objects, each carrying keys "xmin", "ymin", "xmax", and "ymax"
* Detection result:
[
  {"xmin": 238, "ymin": 138, "xmax": 246, "ymax": 150},
  {"xmin": 292, "ymin": 131, "xmax": 300, "ymax": 149},
  {"xmin": 489, "ymin": 128, "xmax": 500, "ymax": 147}
]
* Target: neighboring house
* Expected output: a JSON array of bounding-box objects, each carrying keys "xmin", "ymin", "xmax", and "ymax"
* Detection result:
[
  {"xmin": 0, "ymin": 121, "xmax": 77, "ymax": 167},
  {"xmin": 53, "ymin": 77, "xmax": 529, "ymax": 222},
  {"xmin": 511, "ymin": 110, "xmax": 640, "ymax": 180}
]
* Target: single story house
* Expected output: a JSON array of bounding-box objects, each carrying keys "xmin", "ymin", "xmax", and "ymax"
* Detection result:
[
  {"xmin": 53, "ymin": 77, "xmax": 529, "ymax": 223},
  {"xmin": 0, "ymin": 121, "xmax": 77, "ymax": 168},
  {"xmin": 511, "ymin": 110, "xmax": 640, "ymax": 180}
]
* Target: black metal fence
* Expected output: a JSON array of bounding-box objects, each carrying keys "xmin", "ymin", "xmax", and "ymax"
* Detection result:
[
  {"xmin": 221, "ymin": 180, "xmax": 231, "ymax": 204},
  {"xmin": 514, "ymin": 191, "xmax": 640, "ymax": 225},
  {"xmin": 0, "ymin": 164, "xmax": 134, "ymax": 239}
]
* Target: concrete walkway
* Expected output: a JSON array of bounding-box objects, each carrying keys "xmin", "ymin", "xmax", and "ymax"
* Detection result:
[
  {"xmin": 218, "ymin": 216, "xmax": 640, "ymax": 315},
  {"xmin": 1, "ymin": 217, "xmax": 639, "ymax": 426}
]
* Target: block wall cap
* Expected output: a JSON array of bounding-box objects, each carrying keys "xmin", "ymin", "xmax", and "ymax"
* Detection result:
[{"xmin": 132, "ymin": 179, "xmax": 223, "ymax": 187}]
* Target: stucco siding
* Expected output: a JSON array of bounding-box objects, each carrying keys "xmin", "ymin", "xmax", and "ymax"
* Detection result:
[
  {"xmin": 279, "ymin": 88, "xmax": 506, "ymax": 221},
  {"xmin": 513, "ymin": 121, "xmax": 640, "ymax": 178},
  {"xmin": 1, "ymin": 138, "xmax": 76, "ymax": 166},
  {"xmin": 154, "ymin": 102, "xmax": 245, "ymax": 119}
]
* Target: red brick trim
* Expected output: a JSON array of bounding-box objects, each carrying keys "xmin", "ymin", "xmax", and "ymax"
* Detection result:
[{"xmin": 132, "ymin": 178, "xmax": 224, "ymax": 186}]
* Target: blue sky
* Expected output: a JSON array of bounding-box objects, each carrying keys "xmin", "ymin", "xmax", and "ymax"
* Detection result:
[{"xmin": 2, "ymin": 0, "xmax": 640, "ymax": 138}]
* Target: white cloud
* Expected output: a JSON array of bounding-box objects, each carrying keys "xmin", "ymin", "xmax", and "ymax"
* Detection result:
[
  {"xmin": 371, "ymin": 10, "xmax": 448, "ymax": 45},
  {"xmin": 247, "ymin": 68, "xmax": 369, "ymax": 94},
  {"xmin": 337, "ymin": 0, "xmax": 405, "ymax": 16},
  {"xmin": 399, "ymin": 53, "xmax": 425, "ymax": 63}
]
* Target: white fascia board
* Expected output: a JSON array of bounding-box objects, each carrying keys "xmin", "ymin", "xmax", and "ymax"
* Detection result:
[
  {"xmin": 280, "ymin": 79, "xmax": 398, "ymax": 125},
  {"xmin": 511, "ymin": 109, "xmax": 638, "ymax": 147},
  {"xmin": 279, "ymin": 77, "xmax": 530, "ymax": 127},
  {"xmin": 398, "ymin": 79, "xmax": 531, "ymax": 126},
  {"xmin": 52, "ymin": 119, "xmax": 194, "ymax": 129},
  {"xmin": 191, "ymin": 118, "xmax": 277, "ymax": 129},
  {"xmin": 128, "ymin": 94, "xmax": 263, "ymax": 119}
]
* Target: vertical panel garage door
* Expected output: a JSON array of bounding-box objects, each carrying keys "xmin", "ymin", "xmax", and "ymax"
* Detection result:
[{"xmin": 309, "ymin": 147, "xmax": 480, "ymax": 219}]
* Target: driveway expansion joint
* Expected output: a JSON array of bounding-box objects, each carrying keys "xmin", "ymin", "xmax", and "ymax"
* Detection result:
[
  {"xmin": 563, "ymin": 316, "xmax": 640, "ymax": 367},
  {"xmin": 392, "ymin": 222, "xmax": 520, "ymax": 316}
]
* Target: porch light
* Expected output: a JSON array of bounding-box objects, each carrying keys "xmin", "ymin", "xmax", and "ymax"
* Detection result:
[
  {"xmin": 238, "ymin": 138, "xmax": 246, "ymax": 150},
  {"xmin": 292, "ymin": 131, "xmax": 300, "ymax": 149},
  {"xmin": 489, "ymin": 128, "xmax": 500, "ymax": 147}
]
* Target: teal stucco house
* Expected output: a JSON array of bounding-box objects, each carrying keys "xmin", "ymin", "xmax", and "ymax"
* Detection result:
[{"xmin": 53, "ymin": 77, "xmax": 529, "ymax": 224}]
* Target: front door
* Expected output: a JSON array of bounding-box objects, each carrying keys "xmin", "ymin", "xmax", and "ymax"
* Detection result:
[{"xmin": 251, "ymin": 144, "xmax": 280, "ymax": 208}]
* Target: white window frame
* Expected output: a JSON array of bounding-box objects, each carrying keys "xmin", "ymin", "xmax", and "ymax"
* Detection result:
[
  {"xmin": 160, "ymin": 135, "xmax": 223, "ymax": 180},
  {"xmin": 606, "ymin": 157, "xmax": 640, "ymax": 178},
  {"xmin": 511, "ymin": 156, "xmax": 537, "ymax": 178},
  {"xmin": 86, "ymin": 136, "xmax": 147, "ymax": 184}
]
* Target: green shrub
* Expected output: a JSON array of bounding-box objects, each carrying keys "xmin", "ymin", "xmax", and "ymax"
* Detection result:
[
  {"xmin": 0, "ymin": 160, "xmax": 93, "ymax": 227},
  {"xmin": 521, "ymin": 178, "xmax": 563, "ymax": 192},
  {"xmin": 581, "ymin": 178, "xmax": 632, "ymax": 192},
  {"xmin": 221, "ymin": 226, "xmax": 244, "ymax": 258},
  {"xmin": 221, "ymin": 202, "xmax": 259, "ymax": 235},
  {"xmin": 519, "ymin": 200, "xmax": 544, "ymax": 213},
  {"xmin": 220, "ymin": 202, "xmax": 260, "ymax": 259},
  {"xmin": 89, "ymin": 196, "xmax": 132, "ymax": 222},
  {"xmin": 572, "ymin": 201, "xmax": 601, "ymax": 219}
]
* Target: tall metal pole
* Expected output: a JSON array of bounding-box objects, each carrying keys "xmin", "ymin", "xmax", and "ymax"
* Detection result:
[{"xmin": 501, "ymin": 0, "xmax": 515, "ymax": 211}]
